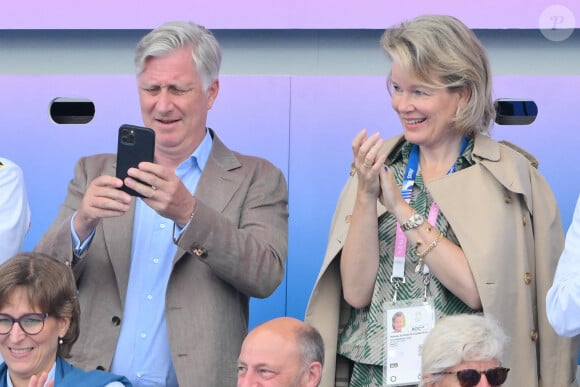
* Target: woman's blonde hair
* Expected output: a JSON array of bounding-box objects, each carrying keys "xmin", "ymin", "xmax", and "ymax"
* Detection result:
[{"xmin": 381, "ymin": 14, "xmax": 495, "ymax": 137}]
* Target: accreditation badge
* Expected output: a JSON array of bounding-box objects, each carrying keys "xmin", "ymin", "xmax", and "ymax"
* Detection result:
[{"xmin": 383, "ymin": 298, "xmax": 436, "ymax": 386}]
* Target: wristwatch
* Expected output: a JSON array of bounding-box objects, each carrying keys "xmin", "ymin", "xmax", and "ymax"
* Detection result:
[{"xmin": 400, "ymin": 212, "xmax": 425, "ymax": 231}]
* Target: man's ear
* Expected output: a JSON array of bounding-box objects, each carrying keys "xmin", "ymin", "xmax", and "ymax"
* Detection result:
[
  {"xmin": 206, "ymin": 79, "xmax": 219, "ymax": 110},
  {"xmin": 306, "ymin": 362, "xmax": 323, "ymax": 387}
]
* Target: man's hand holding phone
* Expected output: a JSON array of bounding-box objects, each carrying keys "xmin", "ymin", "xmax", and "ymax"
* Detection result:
[
  {"xmin": 123, "ymin": 162, "xmax": 161, "ymax": 200},
  {"xmin": 112, "ymin": 123, "xmax": 195, "ymax": 227},
  {"xmin": 73, "ymin": 123, "xmax": 156, "ymax": 241},
  {"xmin": 116, "ymin": 124, "xmax": 155, "ymax": 197},
  {"xmin": 73, "ymin": 175, "xmax": 131, "ymax": 241},
  {"xmin": 125, "ymin": 162, "xmax": 197, "ymax": 227}
]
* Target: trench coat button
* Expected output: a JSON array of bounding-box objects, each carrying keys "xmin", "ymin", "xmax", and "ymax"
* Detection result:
[
  {"xmin": 504, "ymin": 195, "xmax": 512, "ymax": 203},
  {"xmin": 522, "ymin": 216, "xmax": 527, "ymax": 226},
  {"xmin": 350, "ymin": 163, "xmax": 356, "ymax": 176},
  {"xmin": 111, "ymin": 316, "xmax": 121, "ymax": 326},
  {"xmin": 191, "ymin": 247, "xmax": 206, "ymax": 257},
  {"xmin": 345, "ymin": 215, "xmax": 352, "ymax": 224},
  {"xmin": 96, "ymin": 365, "xmax": 105, "ymax": 371},
  {"xmin": 64, "ymin": 260, "xmax": 71, "ymax": 267},
  {"xmin": 530, "ymin": 329, "xmax": 538, "ymax": 341},
  {"xmin": 524, "ymin": 272, "xmax": 532, "ymax": 284}
]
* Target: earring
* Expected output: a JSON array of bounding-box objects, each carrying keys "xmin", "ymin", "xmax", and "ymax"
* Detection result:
[{"xmin": 58, "ymin": 338, "xmax": 63, "ymax": 345}]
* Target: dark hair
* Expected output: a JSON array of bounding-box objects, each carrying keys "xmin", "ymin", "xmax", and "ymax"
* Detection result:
[{"xmin": 0, "ymin": 252, "xmax": 80, "ymax": 358}]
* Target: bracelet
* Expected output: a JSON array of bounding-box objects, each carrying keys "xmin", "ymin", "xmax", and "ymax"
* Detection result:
[{"xmin": 415, "ymin": 232, "xmax": 444, "ymax": 259}]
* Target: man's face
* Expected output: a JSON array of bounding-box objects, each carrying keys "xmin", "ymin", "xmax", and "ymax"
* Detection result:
[
  {"xmin": 237, "ymin": 329, "xmax": 309, "ymax": 387},
  {"xmin": 137, "ymin": 45, "xmax": 219, "ymax": 159}
]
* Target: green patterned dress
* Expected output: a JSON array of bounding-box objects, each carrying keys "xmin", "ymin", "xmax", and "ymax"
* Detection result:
[{"xmin": 337, "ymin": 140, "xmax": 481, "ymax": 387}]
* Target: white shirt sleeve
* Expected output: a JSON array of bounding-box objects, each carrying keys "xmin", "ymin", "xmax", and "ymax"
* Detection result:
[
  {"xmin": 546, "ymin": 194, "xmax": 580, "ymax": 337},
  {"xmin": 0, "ymin": 158, "xmax": 31, "ymax": 264}
]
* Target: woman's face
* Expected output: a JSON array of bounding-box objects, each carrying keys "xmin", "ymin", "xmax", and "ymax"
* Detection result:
[
  {"xmin": 393, "ymin": 315, "xmax": 404, "ymax": 332},
  {"xmin": 390, "ymin": 61, "xmax": 467, "ymax": 150},
  {"xmin": 432, "ymin": 359, "xmax": 502, "ymax": 387},
  {"xmin": 0, "ymin": 286, "xmax": 69, "ymax": 384}
]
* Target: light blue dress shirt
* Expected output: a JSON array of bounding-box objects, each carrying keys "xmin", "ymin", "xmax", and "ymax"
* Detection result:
[
  {"xmin": 72, "ymin": 130, "xmax": 213, "ymax": 387},
  {"xmin": 547, "ymin": 193, "xmax": 580, "ymax": 337}
]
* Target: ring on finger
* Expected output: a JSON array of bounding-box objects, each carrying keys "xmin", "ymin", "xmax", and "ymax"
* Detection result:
[{"xmin": 151, "ymin": 185, "xmax": 157, "ymax": 191}]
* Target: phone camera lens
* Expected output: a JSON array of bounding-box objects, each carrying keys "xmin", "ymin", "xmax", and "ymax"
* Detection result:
[{"xmin": 121, "ymin": 131, "xmax": 136, "ymax": 145}]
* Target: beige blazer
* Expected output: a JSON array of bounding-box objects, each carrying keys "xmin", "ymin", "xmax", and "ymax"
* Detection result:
[
  {"xmin": 35, "ymin": 131, "xmax": 289, "ymax": 387},
  {"xmin": 305, "ymin": 134, "xmax": 579, "ymax": 387}
]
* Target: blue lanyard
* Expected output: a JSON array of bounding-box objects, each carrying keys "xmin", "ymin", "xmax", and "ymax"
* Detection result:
[
  {"xmin": 401, "ymin": 137, "xmax": 469, "ymax": 201},
  {"xmin": 390, "ymin": 137, "xmax": 470, "ymax": 284}
]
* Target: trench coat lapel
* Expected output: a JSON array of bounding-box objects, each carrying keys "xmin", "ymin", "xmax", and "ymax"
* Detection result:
[{"xmin": 471, "ymin": 135, "xmax": 534, "ymax": 213}]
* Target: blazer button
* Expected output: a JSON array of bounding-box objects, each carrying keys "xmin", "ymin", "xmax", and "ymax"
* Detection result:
[
  {"xmin": 530, "ymin": 329, "xmax": 538, "ymax": 341},
  {"xmin": 524, "ymin": 272, "xmax": 532, "ymax": 284},
  {"xmin": 522, "ymin": 215, "xmax": 527, "ymax": 227},
  {"xmin": 111, "ymin": 316, "xmax": 121, "ymax": 326},
  {"xmin": 191, "ymin": 248, "xmax": 206, "ymax": 257},
  {"xmin": 345, "ymin": 215, "xmax": 351, "ymax": 224},
  {"xmin": 504, "ymin": 195, "xmax": 512, "ymax": 204},
  {"xmin": 96, "ymin": 365, "xmax": 105, "ymax": 371}
]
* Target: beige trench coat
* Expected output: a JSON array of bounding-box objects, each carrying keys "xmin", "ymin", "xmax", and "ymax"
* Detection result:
[{"xmin": 305, "ymin": 134, "xmax": 579, "ymax": 387}]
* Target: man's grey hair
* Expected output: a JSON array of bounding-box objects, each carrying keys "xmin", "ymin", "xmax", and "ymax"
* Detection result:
[
  {"xmin": 134, "ymin": 21, "xmax": 221, "ymax": 91},
  {"xmin": 292, "ymin": 323, "xmax": 324, "ymax": 387},
  {"xmin": 296, "ymin": 323, "xmax": 325, "ymax": 367}
]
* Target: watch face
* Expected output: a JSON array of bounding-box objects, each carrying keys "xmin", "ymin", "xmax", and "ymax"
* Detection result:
[
  {"xmin": 402, "ymin": 213, "xmax": 424, "ymax": 231},
  {"xmin": 412, "ymin": 214, "xmax": 424, "ymax": 225}
]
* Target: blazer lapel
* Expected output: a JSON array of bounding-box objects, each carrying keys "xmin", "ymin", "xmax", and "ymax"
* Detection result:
[
  {"xmin": 196, "ymin": 134, "xmax": 242, "ymax": 211},
  {"xmin": 173, "ymin": 131, "xmax": 243, "ymax": 263},
  {"xmin": 102, "ymin": 161, "xmax": 134, "ymax": 307}
]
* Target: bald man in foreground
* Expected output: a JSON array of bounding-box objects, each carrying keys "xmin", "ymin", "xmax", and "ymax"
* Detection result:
[{"xmin": 237, "ymin": 317, "xmax": 324, "ymax": 387}]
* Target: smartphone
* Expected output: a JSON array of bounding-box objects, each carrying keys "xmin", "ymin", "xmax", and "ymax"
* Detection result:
[{"xmin": 115, "ymin": 124, "xmax": 155, "ymax": 197}]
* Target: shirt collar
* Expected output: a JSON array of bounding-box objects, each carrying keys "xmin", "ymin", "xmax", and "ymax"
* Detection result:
[
  {"xmin": 175, "ymin": 128, "xmax": 213, "ymax": 175},
  {"xmin": 390, "ymin": 138, "xmax": 475, "ymax": 171}
]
